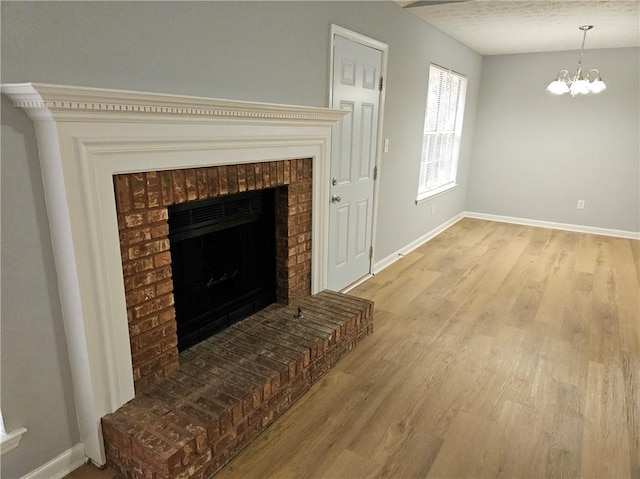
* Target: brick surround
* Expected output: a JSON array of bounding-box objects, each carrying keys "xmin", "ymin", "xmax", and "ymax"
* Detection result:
[
  {"xmin": 114, "ymin": 159, "xmax": 313, "ymax": 393},
  {"xmin": 102, "ymin": 291, "xmax": 374, "ymax": 479}
]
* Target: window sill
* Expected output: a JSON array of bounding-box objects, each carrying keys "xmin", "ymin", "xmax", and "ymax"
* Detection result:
[
  {"xmin": 416, "ymin": 183, "xmax": 458, "ymax": 205},
  {"xmin": 0, "ymin": 426, "xmax": 27, "ymax": 455}
]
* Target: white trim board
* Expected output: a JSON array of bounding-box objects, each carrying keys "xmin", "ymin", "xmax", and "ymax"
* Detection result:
[
  {"xmin": 371, "ymin": 209, "xmax": 638, "ymax": 279},
  {"xmin": 0, "ymin": 427, "xmax": 28, "ymax": 455},
  {"xmin": 341, "ymin": 274, "xmax": 374, "ymax": 293},
  {"xmin": 20, "ymin": 443, "xmax": 86, "ymax": 479},
  {"xmin": 465, "ymin": 212, "xmax": 640, "ymax": 240},
  {"xmin": 372, "ymin": 212, "xmax": 465, "ymax": 274}
]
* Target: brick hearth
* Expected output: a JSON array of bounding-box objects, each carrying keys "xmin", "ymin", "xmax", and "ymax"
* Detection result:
[
  {"xmin": 102, "ymin": 291, "xmax": 373, "ymax": 479},
  {"xmin": 114, "ymin": 159, "xmax": 313, "ymax": 393}
]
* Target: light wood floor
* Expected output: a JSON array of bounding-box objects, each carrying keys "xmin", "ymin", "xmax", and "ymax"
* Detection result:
[{"xmin": 69, "ymin": 219, "xmax": 640, "ymax": 479}]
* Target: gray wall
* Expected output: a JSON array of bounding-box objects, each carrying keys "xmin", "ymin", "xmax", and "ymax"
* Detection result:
[
  {"xmin": 1, "ymin": 2, "xmax": 481, "ymax": 476},
  {"xmin": 467, "ymin": 48, "xmax": 640, "ymax": 233},
  {"xmin": 1, "ymin": 95, "xmax": 81, "ymax": 478}
]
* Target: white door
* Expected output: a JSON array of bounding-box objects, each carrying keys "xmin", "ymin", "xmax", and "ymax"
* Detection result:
[{"xmin": 328, "ymin": 35, "xmax": 382, "ymax": 291}]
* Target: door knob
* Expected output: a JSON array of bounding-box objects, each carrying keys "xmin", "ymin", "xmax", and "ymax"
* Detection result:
[{"xmin": 331, "ymin": 195, "xmax": 342, "ymax": 203}]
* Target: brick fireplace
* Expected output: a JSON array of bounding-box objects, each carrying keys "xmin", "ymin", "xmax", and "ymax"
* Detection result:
[
  {"xmin": 114, "ymin": 159, "xmax": 313, "ymax": 393},
  {"xmin": 104, "ymin": 156, "xmax": 373, "ymax": 478},
  {"xmin": 1, "ymin": 83, "xmax": 350, "ymax": 465}
]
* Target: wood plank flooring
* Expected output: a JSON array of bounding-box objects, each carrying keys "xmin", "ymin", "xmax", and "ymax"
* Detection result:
[{"xmin": 68, "ymin": 219, "xmax": 640, "ymax": 479}]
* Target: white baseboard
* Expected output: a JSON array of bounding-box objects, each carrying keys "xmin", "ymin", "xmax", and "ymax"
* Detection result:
[
  {"xmin": 341, "ymin": 274, "xmax": 374, "ymax": 293},
  {"xmin": 20, "ymin": 443, "xmax": 86, "ymax": 479},
  {"xmin": 465, "ymin": 211, "xmax": 640, "ymax": 240},
  {"xmin": 372, "ymin": 212, "xmax": 465, "ymax": 274},
  {"xmin": 370, "ymin": 209, "xmax": 638, "ymax": 280}
]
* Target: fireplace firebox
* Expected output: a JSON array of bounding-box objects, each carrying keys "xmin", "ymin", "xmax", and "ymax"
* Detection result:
[
  {"xmin": 113, "ymin": 160, "xmax": 315, "ymax": 393},
  {"xmin": 168, "ymin": 189, "xmax": 276, "ymax": 350}
]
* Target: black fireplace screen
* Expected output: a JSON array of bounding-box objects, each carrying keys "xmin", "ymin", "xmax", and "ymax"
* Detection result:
[{"xmin": 168, "ymin": 189, "xmax": 276, "ymax": 351}]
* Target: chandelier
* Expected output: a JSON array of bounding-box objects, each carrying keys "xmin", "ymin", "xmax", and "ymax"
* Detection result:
[{"xmin": 546, "ymin": 25, "xmax": 607, "ymax": 97}]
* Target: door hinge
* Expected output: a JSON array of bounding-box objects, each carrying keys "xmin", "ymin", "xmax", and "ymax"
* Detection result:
[
  {"xmin": 369, "ymin": 246, "xmax": 373, "ymax": 259},
  {"xmin": 373, "ymin": 166, "xmax": 378, "ymax": 180},
  {"xmin": 379, "ymin": 76, "xmax": 384, "ymax": 92}
]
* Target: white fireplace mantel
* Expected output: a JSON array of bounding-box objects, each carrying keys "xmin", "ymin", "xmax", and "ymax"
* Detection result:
[{"xmin": 2, "ymin": 83, "xmax": 346, "ymax": 465}]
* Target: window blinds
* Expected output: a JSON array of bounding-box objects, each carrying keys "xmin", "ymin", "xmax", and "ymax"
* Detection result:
[{"xmin": 418, "ymin": 65, "xmax": 467, "ymax": 200}]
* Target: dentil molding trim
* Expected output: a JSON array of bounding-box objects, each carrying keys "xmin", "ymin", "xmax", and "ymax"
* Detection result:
[{"xmin": 2, "ymin": 82, "xmax": 345, "ymax": 122}]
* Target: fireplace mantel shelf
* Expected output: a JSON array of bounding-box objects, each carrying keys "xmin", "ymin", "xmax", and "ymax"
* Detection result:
[
  {"xmin": 2, "ymin": 82, "xmax": 345, "ymax": 466},
  {"xmin": 2, "ymin": 83, "xmax": 346, "ymax": 123}
]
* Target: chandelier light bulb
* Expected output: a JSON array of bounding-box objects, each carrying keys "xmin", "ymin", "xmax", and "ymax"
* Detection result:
[
  {"xmin": 590, "ymin": 79, "xmax": 607, "ymax": 93},
  {"xmin": 546, "ymin": 79, "xmax": 569, "ymax": 94},
  {"xmin": 571, "ymin": 79, "xmax": 590, "ymax": 96},
  {"xmin": 589, "ymin": 71, "xmax": 607, "ymax": 93}
]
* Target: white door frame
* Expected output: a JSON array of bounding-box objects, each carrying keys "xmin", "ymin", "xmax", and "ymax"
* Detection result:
[{"xmin": 328, "ymin": 25, "xmax": 388, "ymax": 290}]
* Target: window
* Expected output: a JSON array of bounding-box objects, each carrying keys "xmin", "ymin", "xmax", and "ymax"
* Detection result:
[{"xmin": 417, "ymin": 64, "xmax": 467, "ymax": 201}]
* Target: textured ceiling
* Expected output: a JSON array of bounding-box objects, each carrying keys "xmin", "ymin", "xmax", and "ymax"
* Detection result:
[{"xmin": 396, "ymin": 0, "xmax": 640, "ymax": 55}]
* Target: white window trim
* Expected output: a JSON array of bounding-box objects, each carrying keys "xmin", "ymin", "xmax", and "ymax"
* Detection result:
[
  {"xmin": 0, "ymin": 411, "xmax": 27, "ymax": 455},
  {"xmin": 415, "ymin": 182, "xmax": 459, "ymax": 204},
  {"xmin": 416, "ymin": 65, "xmax": 467, "ymax": 201}
]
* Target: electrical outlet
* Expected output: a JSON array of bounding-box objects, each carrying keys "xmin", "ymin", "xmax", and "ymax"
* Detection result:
[
  {"xmin": 383, "ymin": 138, "xmax": 389, "ymax": 153},
  {"xmin": 431, "ymin": 204, "xmax": 436, "ymax": 216},
  {"xmin": 577, "ymin": 200, "xmax": 585, "ymax": 209}
]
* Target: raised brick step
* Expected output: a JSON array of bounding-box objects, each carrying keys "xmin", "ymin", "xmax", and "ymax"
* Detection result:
[{"xmin": 102, "ymin": 291, "xmax": 374, "ymax": 479}]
